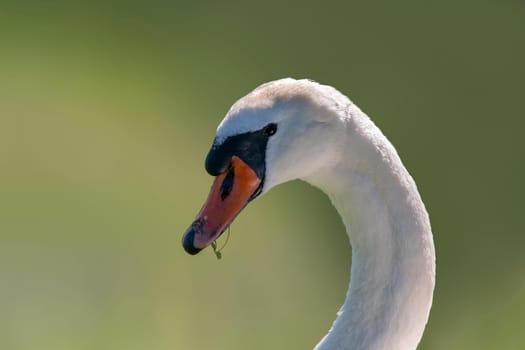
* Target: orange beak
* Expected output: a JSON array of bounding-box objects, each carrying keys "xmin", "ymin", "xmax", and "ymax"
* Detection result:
[{"xmin": 182, "ymin": 156, "xmax": 262, "ymax": 254}]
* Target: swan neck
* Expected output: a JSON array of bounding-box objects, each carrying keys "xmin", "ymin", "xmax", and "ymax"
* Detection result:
[{"xmin": 308, "ymin": 114, "xmax": 435, "ymax": 350}]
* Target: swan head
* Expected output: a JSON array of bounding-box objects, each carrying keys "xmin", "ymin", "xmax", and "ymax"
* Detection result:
[{"xmin": 182, "ymin": 78, "xmax": 347, "ymax": 255}]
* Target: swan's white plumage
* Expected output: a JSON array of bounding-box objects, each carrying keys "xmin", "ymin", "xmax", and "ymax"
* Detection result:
[{"xmin": 215, "ymin": 78, "xmax": 435, "ymax": 350}]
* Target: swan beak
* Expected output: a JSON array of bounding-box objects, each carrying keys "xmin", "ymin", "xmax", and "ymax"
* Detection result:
[{"xmin": 182, "ymin": 156, "xmax": 262, "ymax": 255}]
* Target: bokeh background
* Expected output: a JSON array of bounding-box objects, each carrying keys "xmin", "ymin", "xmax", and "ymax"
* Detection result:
[{"xmin": 1, "ymin": 0, "xmax": 523, "ymax": 349}]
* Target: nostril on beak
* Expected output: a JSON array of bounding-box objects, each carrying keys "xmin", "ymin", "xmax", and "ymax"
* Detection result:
[{"xmin": 220, "ymin": 168, "xmax": 234, "ymax": 200}]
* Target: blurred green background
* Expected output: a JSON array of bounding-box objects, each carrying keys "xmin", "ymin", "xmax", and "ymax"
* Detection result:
[{"xmin": 1, "ymin": 0, "xmax": 523, "ymax": 349}]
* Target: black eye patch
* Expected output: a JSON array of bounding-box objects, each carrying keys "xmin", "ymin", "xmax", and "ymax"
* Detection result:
[{"xmin": 204, "ymin": 124, "xmax": 276, "ymax": 179}]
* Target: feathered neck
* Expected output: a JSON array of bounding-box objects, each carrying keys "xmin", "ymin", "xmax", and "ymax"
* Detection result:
[{"xmin": 306, "ymin": 104, "xmax": 435, "ymax": 350}]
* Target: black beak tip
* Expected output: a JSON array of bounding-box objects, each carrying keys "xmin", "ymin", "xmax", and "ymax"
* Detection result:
[{"xmin": 182, "ymin": 228, "xmax": 202, "ymax": 255}]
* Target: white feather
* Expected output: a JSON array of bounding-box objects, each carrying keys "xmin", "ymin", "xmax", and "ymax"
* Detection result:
[{"xmin": 216, "ymin": 78, "xmax": 435, "ymax": 350}]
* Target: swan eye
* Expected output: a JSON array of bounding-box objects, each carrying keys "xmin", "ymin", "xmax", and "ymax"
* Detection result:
[{"xmin": 262, "ymin": 123, "xmax": 277, "ymax": 137}]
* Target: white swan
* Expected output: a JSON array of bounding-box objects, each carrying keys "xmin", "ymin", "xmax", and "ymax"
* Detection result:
[{"xmin": 182, "ymin": 78, "xmax": 435, "ymax": 350}]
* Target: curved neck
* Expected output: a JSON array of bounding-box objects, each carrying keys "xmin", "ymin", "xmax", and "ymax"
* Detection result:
[{"xmin": 307, "ymin": 109, "xmax": 435, "ymax": 350}]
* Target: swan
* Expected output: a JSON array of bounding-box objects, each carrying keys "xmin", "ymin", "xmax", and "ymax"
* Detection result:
[{"xmin": 182, "ymin": 78, "xmax": 435, "ymax": 350}]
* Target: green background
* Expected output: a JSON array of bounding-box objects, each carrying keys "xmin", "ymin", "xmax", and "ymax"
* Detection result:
[{"xmin": 1, "ymin": 1, "xmax": 523, "ymax": 349}]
